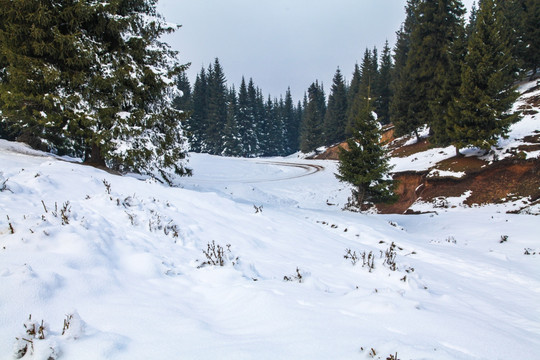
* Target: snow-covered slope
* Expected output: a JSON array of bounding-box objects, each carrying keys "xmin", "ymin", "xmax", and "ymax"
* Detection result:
[
  {"xmin": 1, "ymin": 139, "xmax": 539, "ymax": 359},
  {"xmin": 389, "ymin": 80, "xmax": 540, "ymax": 174}
]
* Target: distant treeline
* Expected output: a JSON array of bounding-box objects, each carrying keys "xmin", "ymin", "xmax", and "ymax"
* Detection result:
[{"xmin": 177, "ymin": 0, "xmax": 538, "ymax": 156}]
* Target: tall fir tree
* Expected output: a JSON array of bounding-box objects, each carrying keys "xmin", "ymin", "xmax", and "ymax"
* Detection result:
[
  {"xmin": 189, "ymin": 67, "xmax": 209, "ymax": 152},
  {"xmin": 262, "ymin": 96, "xmax": 285, "ymax": 156},
  {"xmin": 375, "ymin": 40, "xmax": 393, "ymax": 125},
  {"xmin": 390, "ymin": 0, "xmax": 421, "ymax": 140},
  {"xmin": 447, "ymin": 0, "xmax": 520, "ymax": 154},
  {"xmin": 0, "ymin": 0, "xmax": 191, "ymax": 180},
  {"xmin": 172, "ymin": 71, "xmax": 192, "ymax": 113},
  {"xmin": 222, "ymin": 86, "xmax": 242, "ymax": 156},
  {"xmin": 345, "ymin": 63, "xmax": 362, "ymax": 137},
  {"xmin": 324, "ymin": 67, "xmax": 348, "ymax": 145},
  {"xmin": 337, "ymin": 85, "xmax": 395, "ymax": 208},
  {"xmin": 0, "ymin": 0, "xmax": 92, "ymax": 153},
  {"xmin": 244, "ymin": 79, "xmax": 260, "ymax": 156},
  {"xmin": 283, "ymin": 88, "xmax": 300, "ymax": 154},
  {"xmin": 465, "ymin": 1, "xmax": 478, "ymax": 38},
  {"xmin": 205, "ymin": 58, "xmax": 228, "ymax": 154},
  {"xmin": 519, "ymin": 0, "xmax": 540, "ymax": 78},
  {"xmin": 257, "ymin": 94, "xmax": 272, "ymax": 155},
  {"xmin": 300, "ymin": 81, "xmax": 326, "ymax": 153},
  {"xmin": 404, "ymin": 0, "xmax": 465, "ymax": 146},
  {"xmin": 358, "ymin": 48, "xmax": 379, "ymax": 110}
]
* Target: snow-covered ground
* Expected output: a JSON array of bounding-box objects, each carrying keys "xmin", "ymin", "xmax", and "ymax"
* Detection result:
[{"xmin": 1, "ymin": 137, "xmax": 539, "ymax": 359}]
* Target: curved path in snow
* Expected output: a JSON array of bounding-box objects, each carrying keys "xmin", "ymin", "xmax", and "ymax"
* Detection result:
[
  {"xmin": 182, "ymin": 159, "xmax": 325, "ymax": 184},
  {"xmin": 250, "ymin": 161, "xmax": 325, "ymax": 183}
]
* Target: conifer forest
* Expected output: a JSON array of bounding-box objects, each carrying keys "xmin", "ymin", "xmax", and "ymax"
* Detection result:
[{"xmin": 0, "ymin": 0, "xmax": 539, "ymax": 169}]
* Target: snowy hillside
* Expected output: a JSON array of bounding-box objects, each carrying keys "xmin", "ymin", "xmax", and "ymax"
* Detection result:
[{"xmin": 1, "ymin": 135, "xmax": 539, "ymax": 359}]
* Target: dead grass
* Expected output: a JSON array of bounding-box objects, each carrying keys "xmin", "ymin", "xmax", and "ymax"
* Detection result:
[
  {"xmin": 390, "ymin": 139, "xmax": 434, "ymax": 158},
  {"xmin": 433, "ymin": 156, "xmax": 489, "ymax": 175}
]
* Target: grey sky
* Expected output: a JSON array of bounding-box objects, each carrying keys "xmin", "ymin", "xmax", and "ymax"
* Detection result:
[{"xmin": 157, "ymin": 0, "xmax": 476, "ymax": 102}]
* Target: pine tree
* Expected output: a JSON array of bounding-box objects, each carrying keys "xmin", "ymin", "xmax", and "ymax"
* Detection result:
[
  {"xmin": 337, "ymin": 86, "xmax": 395, "ymax": 208},
  {"xmin": 189, "ymin": 67, "xmax": 209, "ymax": 153},
  {"xmin": 300, "ymin": 81, "xmax": 326, "ymax": 153},
  {"xmin": 173, "ymin": 71, "xmax": 192, "ymax": 113},
  {"xmin": 324, "ymin": 68, "xmax": 348, "ymax": 145},
  {"xmin": 257, "ymin": 94, "xmax": 272, "ymax": 155},
  {"xmin": 345, "ymin": 64, "xmax": 362, "ymax": 137},
  {"xmin": 254, "ymin": 87, "xmax": 266, "ymax": 156},
  {"xmin": 447, "ymin": 0, "xmax": 520, "ymax": 155},
  {"xmin": 358, "ymin": 48, "xmax": 379, "ymax": 114},
  {"xmin": 520, "ymin": 0, "xmax": 540, "ymax": 78},
  {"xmin": 283, "ymin": 88, "xmax": 300, "ymax": 154},
  {"xmin": 465, "ymin": 1, "xmax": 478, "ymax": 38},
  {"xmin": 375, "ymin": 40, "xmax": 393, "ymax": 125},
  {"xmin": 0, "ymin": 0, "xmax": 92, "ymax": 154},
  {"xmin": 262, "ymin": 96, "xmax": 284, "ymax": 156},
  {"xmin": 405, "ymin": 0, "xmax": 466, "ymax": 146},
  {"xmin": 205, "ymin": 58, "xmax": 228, "ymax": 154},
  {"xmin": 244, "ymin": 78, "xmax": 260, "ymax": 156},
  {"xmin": 390, "ymin": 0, "xmax": 421, "ymax": 140},
  {"xmin": 0, "ymin": 0, "xmax": 192, "ymax": 180},
  {"xmin": 78, "ymin": 0, "xmax": 192, "ymax": 180},
  {"xmin": 222, "ymin": 87, "xmax": 242, "ymax": 156}
]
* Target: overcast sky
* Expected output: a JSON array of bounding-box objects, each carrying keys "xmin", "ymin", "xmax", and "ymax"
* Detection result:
[{"xmin": 157, "ymin": 0, "xmax": 475, "ymax": 102}]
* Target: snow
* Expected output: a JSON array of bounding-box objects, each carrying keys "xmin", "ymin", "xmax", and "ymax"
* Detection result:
[
  {"xmin": 1, "ymin": 138, "xmax": 539, "ymax": 359},
  {"xmin": 390, "ymin": 145, "xmax": 458, "ymax": 173},
  {"xmin": 427, "ymin": 169, "xmax": 466, "ymax": 179}
]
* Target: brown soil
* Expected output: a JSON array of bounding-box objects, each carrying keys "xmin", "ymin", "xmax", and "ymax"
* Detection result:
[
  {"xmin": 376, "ymin": 158, "xmax": 540, "ymax": 214},
  {"xmin": 390, "ymin": 139, "xmax": 434, "ymax": 158},
  {"xmin": 312, "ymin": 142, "xmax": 348, "ymax": 160},
  {"xmin": 312, "ymin": 125, "xmax": 396, "ymax": 160}
]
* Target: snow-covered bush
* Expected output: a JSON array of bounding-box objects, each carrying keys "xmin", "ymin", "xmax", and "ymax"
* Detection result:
[
  {"xmin": 283, "ymin": 267, "xmax": 305, "ymax": 283},
  {"xmin": 13, "ymin": 312, "xmax": 85, "ymax": 359},
  {"xmin": 197, "ymin": 241, "xmax": 239, "ymax": 268}
]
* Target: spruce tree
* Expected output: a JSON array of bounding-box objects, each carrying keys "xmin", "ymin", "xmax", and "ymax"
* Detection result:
[
  {"xmin": 405, "ymin": 0, "xmax": 465, "ymax": 146},
  {"xmin": 300, "ymin": 81, "xmax": 326, "ymax": 153},
  {"xmin": 254, "ymin": 87, "xmax": 266, "ymax": 156},
  {"xmin": 447, "ymin": 0, "xmax": 520, "ymax": 155},
  {"xmin": 345, "ymin": 64, "xmax": 362, "ymax": 137},
  {"xmin": 358, "ymin": 48, "xmax": 379, "ymax": 114},
  {"xmin": 324, "ymin": 68, "xmax": 348, "ymax": 145},
  {"xmin": 222, "ymin": 87, "xmax": 242, "ymax": 156},
  {"xmin": 465, "ymin": 1, "xmax": 478, "ymax": 39},
  {"xmin": 521, "ymin": 0, "xmax": 540, "ymax": 78},
  {"xmin": 0, "ymin": 0, "xmax": 92, "ymax": 153},
  {"xmin": 262, "ymin": 96, "xmax": 284, "ymax": 156},
  {"xmin": 189, "ymin": 68, "xmax": 209, "ymax": 153},
  {"xmin": 0, "ymin": 0, "xmax": 192, "ymax": 180},
  {"xmin": 257, "ymin": 94, "xmax": 272, "ymax": 155},
  {"xmin": 390, "ymin": 0, "xmax": 421, "ymax": 140},
  {"xmin": 173, "ymin": 71, "xmax": 192, "ymax": 113},
  {"xmin": 244, "ymin": 79, "xmax": 260, "ymax": 156},
  {"xmin": 375, "ymin": 40, "xmax": 393, "ymax": 125},
  {"xmin": 283, "ymin": 88, "xmax": 300, "ymax": 154},
  {"xmin": 79, "ymin": 0, "xmax": 191, "ymax": 179},
  {"xmin": 235, "ymin": 77, "xmax": 250, "ymax": 156},
  {"xmin": 337, "ymin": 86, "xmax": 395, "ymax": 208},
  {"xmin": 205, "ymin": 58, "xmax": 228, "ymax": 154}
]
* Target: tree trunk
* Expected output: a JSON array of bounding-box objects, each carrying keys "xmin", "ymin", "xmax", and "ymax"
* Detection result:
[
  {"xmin": 415, "ymin": 129, "xmax": 421, "ymax": 143},
  {"xmin": 85, "ymin": 143, "xmax": 106, "ymax": 168},
  {"xmin": 356, "ymin": 187, "xmax": 366, "ymax": 206}
]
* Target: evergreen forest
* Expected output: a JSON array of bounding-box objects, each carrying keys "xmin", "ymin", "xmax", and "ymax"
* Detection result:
[
  {"xmin": 176, "ymin": 0, "xmax": 538, "ymax": 158},
  {"xmin": 0, "ymin": 0, "xmax": 538, "ymax": 170}
]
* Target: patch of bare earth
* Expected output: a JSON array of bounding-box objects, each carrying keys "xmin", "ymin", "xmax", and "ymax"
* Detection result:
[
  {"xmin": 376, "ymin": 158, "xmax": 540, "ymax": 214},
  {"xmin": 389, "ymin": 139, "xmax": 434, "ymax": 158}
]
